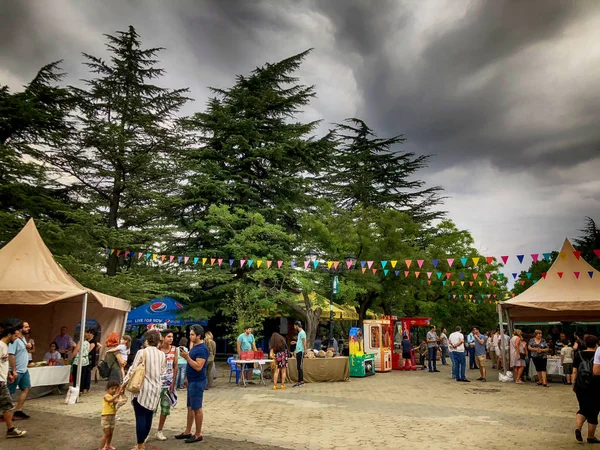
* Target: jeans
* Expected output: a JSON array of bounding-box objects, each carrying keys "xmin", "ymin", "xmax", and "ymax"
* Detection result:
[
  {"xmin": 72, "ymin": 365, "xmax": 91, "ymax": 391},
  {"xmin": 428, "ymin": 347, "xmax": 437, "ymax": 371},
  {"xmin": 450, "ymin": 352, "xmax": 457, "ymax": 378},
  {"xmin": 177, "ymin": 364, "xmax": 187, "ymax": 389},
  {"xmin": 440, "ymin": 346, "xmax": 448, "ymax": 365},
  {"xmin": 454, "ymin": 352, "xmax": 466, "ymax": 380},
  {"xmin": 296, "ymin": 352, "xmax": 304, "ymax": 383},
  {"xmin": 133, "ymin": 398, "xmax": 154, "ymax": 444},
  {"xmin": 468, "ymin": 346, "xmax": 476, "ymax": 369}
]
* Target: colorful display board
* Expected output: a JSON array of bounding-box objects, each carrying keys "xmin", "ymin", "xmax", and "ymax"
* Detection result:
[{"xmin": 349, "ymin": 327, "xmax": 375, "ymax": 377}]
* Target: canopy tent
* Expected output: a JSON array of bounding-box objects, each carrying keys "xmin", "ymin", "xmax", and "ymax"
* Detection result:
[
  {"xmin": 0, "ymin": 219, "xmax": 130, "ymax": 390},
  {"xmin": 127, "ymin": 296, "xmax": 208, "ymax": 327},
  {"xmin": 501, "ymin": 238, "xmax": 600, "ymax": 322}
]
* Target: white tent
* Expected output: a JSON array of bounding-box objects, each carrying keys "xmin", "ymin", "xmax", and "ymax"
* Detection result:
[{"xmin": 0, "ymin": 219, "xmax": 130, "ymax": 389}]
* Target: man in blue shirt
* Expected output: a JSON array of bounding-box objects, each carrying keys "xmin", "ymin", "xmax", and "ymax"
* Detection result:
[
  {"xmin": 293, "ymin": 321, "xmax": 306, "ymax": 387},
  {"xmin": 176, "ymin": 324, "xmax": 208, "ymax": 444},
  {"xmin": 467, "ymin": 330, "xmax": 477, "ymax": 370},
  {"xmin": 472, "ymin": 327, "xmax": 487, "ymax": 382},
  {"xmin": 236, "ymin": 326, "xmax": 257, "ymax": 383},
  {"xmin": 8, "ymin": 322, "xmax": 31, "ymax": 419}
]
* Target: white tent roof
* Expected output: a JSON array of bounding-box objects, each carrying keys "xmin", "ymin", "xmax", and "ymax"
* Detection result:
[
  {"xmin": 0, "ymin": 219, "xmax": 130, "ymax": 312},
  {"xmin": 502, "ymin": 238, "xmax": 600, "ymax": 321}
]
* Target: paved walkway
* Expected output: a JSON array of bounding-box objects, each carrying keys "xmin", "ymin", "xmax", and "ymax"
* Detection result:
[{"xmin": 15, "ymin": 363, "xmax": 581, "ymax": 449}]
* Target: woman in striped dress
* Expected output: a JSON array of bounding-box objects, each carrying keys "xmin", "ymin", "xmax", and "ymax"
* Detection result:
[{"xmin": 122, "ymin": 329, "xmax": 166, "ymax": 450}]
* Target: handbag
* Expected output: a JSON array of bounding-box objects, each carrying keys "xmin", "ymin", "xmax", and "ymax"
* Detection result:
[
  {"xmin": 126, "ymin": 349, "xmax": 147, "ymax": 394},
  {"xmin": 519, "ymin": 352, "xmax": 526, "ymax": 360}
]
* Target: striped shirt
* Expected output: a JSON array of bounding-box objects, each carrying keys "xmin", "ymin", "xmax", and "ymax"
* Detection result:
[{"xmin": 123, "ymin": 346, "xmax": 166, "ymax": 411}]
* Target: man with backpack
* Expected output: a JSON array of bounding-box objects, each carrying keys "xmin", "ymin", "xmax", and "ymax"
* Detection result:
[{"xmin": 572, "ymin": 335, "xmax": 600, "ymax": 444}]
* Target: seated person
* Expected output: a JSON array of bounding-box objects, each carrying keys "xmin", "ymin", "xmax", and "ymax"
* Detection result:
[
  {"xmin": 327, "ymin": 336, "xmax": 339, "ymax": 355},
  {"xmin": 44, "ymin": 342, "xmax": 63, "ymax": 362},
  {"xmin": 313, "ymin": 336, "xmax": 322, "ymax": 351}
]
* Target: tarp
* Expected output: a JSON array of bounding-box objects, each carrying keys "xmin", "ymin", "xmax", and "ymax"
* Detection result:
[
  {"xmin": 0, "ymin": 219, "xmax": 130, "ymax": 361},
  {"xmin": 502, "ymin": 238, "xmax": 600, "ymax": 321},
  {"xmin": 127, "ymin": 296, "xmax": 208, "ymax": 326}
]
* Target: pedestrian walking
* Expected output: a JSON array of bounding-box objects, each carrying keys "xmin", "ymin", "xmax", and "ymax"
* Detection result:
[
  {"xmin": 1, "ymin": 326, "xmax": 26, "ymax": 438},
  {"xmin": 8, "ymin": 321, "xmax": 31, "ymax": 419}
]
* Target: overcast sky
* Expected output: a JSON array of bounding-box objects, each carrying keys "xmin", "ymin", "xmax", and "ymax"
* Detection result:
[{"xmin": 2, "ymin": 0, "xmax": 599, "ymax": 277}]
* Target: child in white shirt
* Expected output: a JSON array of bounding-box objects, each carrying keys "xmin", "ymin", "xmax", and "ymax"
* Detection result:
[{"xmin": 106, "ymin": 335, "xmax": 131, "ymax": 379}]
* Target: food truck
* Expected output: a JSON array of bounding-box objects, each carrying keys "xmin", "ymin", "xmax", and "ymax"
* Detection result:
[
  {"xmin": 363, "ymin": 319, "xmax": 392, "ymax": 372},
  {"xmin": 348, "ymin": 327, "xmax": 376, "ymax": 377}
]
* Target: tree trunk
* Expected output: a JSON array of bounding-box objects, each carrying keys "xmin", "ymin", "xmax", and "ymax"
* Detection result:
[
  {"xmin": 106, "ymin": 187, "xmax": 121, "ymax": 276},
  {"xmin": 356, "ymin": 293, "xmax": 377, "ymax": 328},
  {"xmin": 304, "ymin": 307, "xmax": 321, "ymax": 350}
]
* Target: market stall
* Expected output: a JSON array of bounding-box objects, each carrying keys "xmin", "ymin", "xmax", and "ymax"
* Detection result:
[
  {"xmin": 287, "ymin": 356, "xmax": 350, "ymax": 382},
  {"xmin": 0, "ymin": 219, "xmax": 130, "ymax": 397},
  {"xmin": 25, "ymin": 365, "xmax": 71, "ymax": 398}
]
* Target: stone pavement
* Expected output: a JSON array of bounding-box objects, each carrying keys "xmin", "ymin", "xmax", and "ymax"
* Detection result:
[{"xmin": 17, "ymin": 363, "xmax": 582, "ymax": 449}]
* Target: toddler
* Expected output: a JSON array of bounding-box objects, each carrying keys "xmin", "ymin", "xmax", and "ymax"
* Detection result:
[
  {"xmin": 99, "ymin": 380, "xmax": 120, "ymax": 450},
  {"xmin": 106, "ymin": 335, "xmax": 131, "ymax": 379}
]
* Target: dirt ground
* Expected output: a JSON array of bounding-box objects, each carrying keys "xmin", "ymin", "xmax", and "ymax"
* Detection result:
[{"xmin": 5, "ymin": 361, "xmax": 586, "ymax": 449}]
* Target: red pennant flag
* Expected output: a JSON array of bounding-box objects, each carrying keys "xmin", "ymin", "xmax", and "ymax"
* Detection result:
[
  {"xmin": 541, "ymin": 272, "xmax": 547, "ymax": 279},
  {"xmin": 447, "ymin": 258, "xmax": 454, "ymax": 267},
  {"xmin": 512, "ymin": 293, "xmax": 515, "ymax": 297},
  {"xmin": 362, "ymin": 268, "xmax": 366, "ymax": 274},
  {"xmin": 427, "ymin": 280, "xmax": 431, "ymax": 285},
  {"xmin": 124, "ymin": 251, "xmax": 130, "ymax": 258},
  {"xmin": 333, "ymin": 261, "xmax": 339, "ymax": 270},
  {"xmin": 451, "ymin": 281, "xmax": 455, "ymax": 286},
  {"xmin": 405, "ymin": 260, "xmax": 412, "ymax": 269},
  {"xmin": 469, "ymin": 281, "xmax": 473, "ymax": 286},
  {"xmin": 210, "ymin": 258, "xmax": 216, "ymax": 266},
  {"xmin": 415, "ymin": 271, "xmax": 420, "ymax": 278},
  {"xmin": 417, "ymin": 260, "xmax": 424, "ymax": 268},
  {"xmin": 491, "ymin": 281, "xmax": 496, "ymax": 286},
  {"xmin": 160, "ymin": 255, "xmax": 166, "ymax": 262},
  {"xmin": 169, "ymin": 255, "xmax": 175, "ymax": 263},
  {"xmin": 531, "ymin": 253, "xmax": 539, "ymax": 262},
  {"xmin": 445, "ymin": 272, "xmax": 451, "ymax": 279},
  {"xmin": 218, "ymin": 258, "xmax": 223, "ymax": 266},
  {"xmin": 501, "ymin": 256, "xmax": 509, "ymax": 264},
  {"xmin": 594, "ymin": 249, "xmax": 600, "ymax": 259},
  {"xmin": 557, "ymin": 272, "xmax": 563, "ymax": 278},
  {"xmin": 116, "ymin": 249, "xmax": 122, "ymax": 256},
  {"xmin": 574, "ymin": 271, "xmax": 580, "ymax": 279},
  {"xmin": 520, "ymin": 280, "xmax": 525, "ymax": 285},
  {"xmin": 266, "ymin": 260, "xmax": 272, "ymax": 269},
  {"xmin": 277, "ymin": 260, "xmax": 283, "ymax": 269},
  {"xmin": 472, "ymin": 273, "xmax": 478, "ymax": 280},
  {"xmin": 404, "ymin": 271, "xmax": 410, "ymax": 277},
  {"xmin": 493, "ymin": 294, "xmax": 497, "ymax": 299},
  {"xmin": 372, "ymin": 269, "xmax": 377, "ymax": 275},
  {"xmin": 486, "ymin": 256, "xmax": 494, "ymax": 264},
  {"xmin": 573, "ymin": 251, "xmax": 582, "ymax": 260}
]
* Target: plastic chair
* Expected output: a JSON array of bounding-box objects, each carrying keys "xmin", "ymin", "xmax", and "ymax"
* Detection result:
[{"xmin": 228, "ymin": 356, "xmax": 241, "ymax": 384}]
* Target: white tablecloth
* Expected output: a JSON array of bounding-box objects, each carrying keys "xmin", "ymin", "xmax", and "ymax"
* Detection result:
[
  {"xmin": 28, "ymin": 365, "xmax": 71, "ymax": 387},
  {"xmin": 528, "ymin": 358, "xmax": 563, "ymax": 380}
]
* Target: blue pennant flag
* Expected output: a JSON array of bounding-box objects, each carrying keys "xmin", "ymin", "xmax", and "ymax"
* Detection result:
[
  {"xmin": 291, "ymin": 260, "xmax": 296, "ymax": 268},
  {"xmin": 460, "ymin": 257, "xmax": 468, "ymax": 267},
  {"xmin": 381, "ymin": 261, "xmax": 388, "ymax": 269},
  {"xmin": 526, "ymin": 272, "xmax": 532, "ymax": 279},
  {"xmin": 384, "ymin": 269, "xmax": 389, "ymax": 276},
  {"xmin": 106, "ymin": 248, "xmax": 111, "ymax": 254},
  {"xmin": 533, "ymin": 279, "xmax": 538, "ymax": 284},
  {"xmin": 193, "ymin": 257, "xmax": 199, "ymax": 265},
  {"xmin": 395, "ymin": 270, "xmax": 399, "ymax": 276},
  {"xmin": 177, "ymin": 256, "xmax": 183, "ymax": 263},
  {"xmin": 504, "ymin": 280, "xmax": 509, "ymax": 285},
  {"xmin": 543, "ymin": 253, "xmax": 552, "ymax": 262},
  {"xmin": 360, "ymin": 261, "xmax": 366, "ymax": 268},
  {"xmin": 437, "ymin": 272, "xmax": 442, "ymax": 279},
  {"xmin": 442, "ymin": 280, "xmax": 447, "ymax": 286},
  {"xmin": 589, "ymin": 271, "xmax": 594, "ymax": 278},
  {"xmin": 512, "ymin": 273, "xmax": 518, "ymax": 279},
  {"xmin": 448, "ymin": 294, "xmax": 451, "ymax": 299},
  {"xmin": 433, "ymin": 259, "xmax": 439, "ymax": 268},
  {"xmin": 229, "ymin": 259, "xmax": 234, "ymax": 267},
  {"xmin": 421, "ymin": 280, "xmax": 425, "ymax": 285},
  {"xmin": 247, "ymin": 260, "xmax": 253, "ymax": 268},
  {"xmin": 517, "ymin": 255, "xmax": 524, "ymax": 264},
  {"xmin": 313, "ymin": 261, "xmax": 319, "ymax": 269},
  {"xmin": 459, "ymin": 273, "xmax": 464, "ymax": 279},
  {"xmin": 145, "ymin": 253, "xmax": 151, "ymax": 260}
]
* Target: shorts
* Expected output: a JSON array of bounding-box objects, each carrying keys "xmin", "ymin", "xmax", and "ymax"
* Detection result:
[
  {"xmin": 101, "ymin": 415, "xmax": 116, "ymax": 429},
  {"xmin": 0, "ymin": 382, "xmax": 15, "ymax": 414},
  {"xmin": 563, "ymin": 363, "xmax": 573, "ymax": 375},
  {"xmin": 476, "ymin": 355, "xmax": 487, "ymax": 368},
  {"xmin": 275, "ymin": 352, "xmax": 288, "ymax": 369},
  {"xmin": 402, "ymin": 352, "xmax": 411, "ymax": 360},
  {"xmin": 532, "ymin": 357, "xmax": 547, "ymax": 372},
  {"xmin": 8, "ymin": 371, "xmax": 31, "ymax": 394},
  {"xmin": 159, "ymin": 388, "xmax": 171, "ymax": 416},
  {"xmin": 187, "ymin": 380, "xmax": 207, "ymax": 411}
]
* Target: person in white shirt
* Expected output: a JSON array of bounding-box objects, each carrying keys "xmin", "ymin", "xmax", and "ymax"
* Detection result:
[
  {"xmin": 448, "ymin": 326, "xmax": 469, "ymax": 382},
  {"xmin": 1, "ymin": 326, "xmax": 27, "ymax": 438}
]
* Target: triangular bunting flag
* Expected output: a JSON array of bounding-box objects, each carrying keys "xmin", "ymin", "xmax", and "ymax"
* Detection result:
[
  {"xmin": 543, "ymin": 253, "xmax": 552, "ymax": 262},
  {"xmin": 516, "ymin": 255, "xmax": 524, "ymax": 264},
  {"xmin": 247, "ymin": 260, "xmax": 253, "ymax": 268},
  {"xmin": 384, "ymin": 269, "xmax": 389, "ymax": 276},
  {"xmin": 240, "ymin": 260, "xmax": 246, "ymax": 268},
  {"xmin": 367, "ymin": 261, "xmax": 374, "ymax": 269},
  {"xmin": 485, "ymin": 273, "xmax": 491, "ymax": 280},
  {"xmin": 453, "ymin": 295, "xmax": 456, "ymax": 299},
  {"xmin": 405, "ymin": 260, "xmax": 412, "ymax": 269},
  {"xmin": 445, "ymin": 272, "xmax": 451, "ymax": 279},
  {"xmin": 415, "ymin": 272, "xmax": 420, "ymax": 278},
  {"xmin": 193, "ymin": 257, "xmax": 199, "ymax": 265},
  {"xmin": 145, "ymin": 253, "xmax": 151, "ymax": 260},
  {"xmin": 464, "ymin": 295, "xmax": 468, "ymax": 299},
  {"xmin": 362, "ymin": 268, "xmax": 366, "ymax": 274},
  {"xmin": 493, "ymin": 294, "xmax": 497, "ymax": 299},
  {"xmin": 202, "ymin": 258, "xmax": 207, "ymax": 266},
  {"xmin": 573, "ymin": 251, "xmax": 582, "ymax": 260},
  {"xmin": 116, "ymin": 249, "xmax": 122, "ymax": 257},
  {"xmin": 459, "ymin": 273, "xmax": 464, "ymax": 279},
  {"xmin": 433, "ymin": 259, "xmax": 439, "ymax": 268},
  {"xmin": 427, "ymin": 272, "xmax": 432, "ymax": 279},
  {"xmin": 594, "ymin": 250, "xmax": 600, "ymax": 259},
  {"xmin": 498, "ymin": 273, "xmax": 504, "ymax": 280},
  {"xmin": 360, "ymin": 261, "xmax": 366, "ymax": 268},
  {"xmin": 210, "ymin": 258, "xmax": 216, "ymax": 266},
  {"xmin": 333, "ymin": 261, "xmax": 339, "ymax": 270},
  {"xmin": 504, "ymin": 280, "xmax": 509, "ymax": 285},
  {"xmin": 531, "ymin": 254, "xmax": 539, "ymax": 262},
  {"xmin": 447, "ymin": 258, "xmax": 454, "ymax": 267},
  {"xmin": 346, "ymin": 260, "xmax": 354, "ymax": 270},
  {"xmin": 526, "ymin": 272, "xmax": 532, "ymax": 279},
  {"xmin": 461, "ymin": 281, "xmax": 465, "ymax": 286},
  {"xmin": 184, "ymin": 256, "xmax": 190, "ymax": 264},
  {"xmin": 442, "ymin": 280, "xmax": 446, "ymax": 286},
  {"xmin": 151, "ymin": 253, "xmax": 157, "ymax": 260},
  {"xmin": 469, "ymin": 295, "xmax": 473, "ymax": 299},
  {"xmin": 501, "ymin": 256, "xmax": 509, "ymax": 264},
  {"xmin": 520, "ymin": 280, "xmax": 525, "ymax": 285},
  {"xmin": 589, "ymin": 271, "xmax": 594, "ymax": 278},
  {"xmin": 395, "ymin": 271, "xmax": 399, "ymax": 276},
  {"xmin": 177, "ymin": 256, "xmax": 182, "ymax": 263},
  {"xmin": 557, "ymin": 272, "xmax": 563, "ymax": 278},
  {"xmin": 313, "ymin": 261, "xmax": 319, "ymax": 269},
  {"xmin": 229, "ymin": 259, "xmax": 234, "ymax": 267},
  {"xmin": 427, "ymin": 280, "xmax": 431, "ymax": 285},
  {"xmin": 304, "ymin": 261, "xmax": 310, "ymax": 269},
  {"xmin": 267, "ymin": 260, "xmax": 272, "ymax": 269},
  {"xmin": 256, "ymin": 260, "xmax": 262, "ymax": 268},
  {"xmin": 381, "ymin": 261, "xmax": 388, "ymax": 269},
  {"xmin": 391, "ymin": 260, "xmax": 398, "ymax": 268},
  {"xmin": 472, "ymin": 273, "xmax": 478, "ymax": 280},
  {"xmin": 404, "ymin": 271, "xmax": 410, "ymax": 277},
  {"xmin": 327, "ymin": 261, "xmax": 333, "ymax": 270},
  {"xmin": 417, "ymin": 260, "xmax": 424, "ymax": 268},
  {"xmin": 110, "ymin": 249, "xmax": 115, "ymax": 256},
  {"xmin": 436, "ymin": 272, "xmax": 442, "ymax": 279},
  {"xmin": 160, "ymin": 255, "xmax": 166, "ymax": 262},
  {"xmin": 512, "ymin": 273, "xmax": 518, "ymax": 279},
  {"xmin": 218, "ymin": 258, "xmax": 223, "ymax": 266},
  {"xmin": 472, "ymin": 257, "xmax": 480, "ymax": 266},
  {"xmin": 491, "ymin": 281, "xmax": 496, "ymax": 286},
  {"xmin": 574, "ymin": 271, "xmax": 580, "ymax": 279},
  {"xmin": 469, "ymin": 281, "xmax": 473, "ymax": 286},
  {"xmin": 460, "ymin": 257, "xmax": 468, "ymax": 267},
  {"xmin": 290, "ymin": 260, "xmax": 295, "ymax": 269},
  {"xmin": 451, "ymin": 281, "xmax": 455, "ymax": 286},
  {"xmin": 533, "ymin": 279, "xmax": 538, "ymax": 284},
  {"xmin": 486, "ymin": 256, "xmax": 494, "ymax": 264},
  {"xmin": 478, "ymin": 281, "xmax": 483, "ymax": 286},
  {"xmin": 372, "ymin": 269, "xmax": 377, "ymax": 275},
  {"xmin": 138, "ymin": 252, "xmax": 144, "ymax": 260},
  {"xmin": 169, "ymin": 255, "xmax": 175, "ymax": 263}
]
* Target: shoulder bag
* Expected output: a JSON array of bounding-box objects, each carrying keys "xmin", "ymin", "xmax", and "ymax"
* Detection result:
[{"xmin": 126, "ymin": 349, "xmax": 147, "ymax": 394}]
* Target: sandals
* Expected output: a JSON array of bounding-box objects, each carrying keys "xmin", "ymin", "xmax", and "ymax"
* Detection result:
[{"xmin": 184, "ymin": 436, "xmax": 204, "ymax": 444}]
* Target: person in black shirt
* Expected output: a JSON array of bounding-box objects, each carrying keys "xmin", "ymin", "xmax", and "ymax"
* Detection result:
[{"xmin": 573, "ymin": 335, "xmax": 600, "ymax": 444}]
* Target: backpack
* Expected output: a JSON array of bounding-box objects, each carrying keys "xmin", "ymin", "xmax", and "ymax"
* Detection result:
[
  {"xmin": 575, "ymin": 351, "xmax": 594, "ymax": 390},
  {"xmin": 97, "ymin": 360, "xmax": 110, "ymax": 378}
]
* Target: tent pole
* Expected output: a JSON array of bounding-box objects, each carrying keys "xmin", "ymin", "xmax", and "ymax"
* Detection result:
[
  {"xmin": 122, "ymin": 312, "xmax": 128, "ymax": 336},
  {"xmin": 75, "ymin": 291, "xmax": 88, "ymax": 400},
  {"xmin": 497, "ymin": 303, "xmax": 507, "ymax": 375}
]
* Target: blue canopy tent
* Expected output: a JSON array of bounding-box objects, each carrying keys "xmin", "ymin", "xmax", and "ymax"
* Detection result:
[{"xmin": 126, "ymin": 297, "xmax": 207, "ymax": 327}]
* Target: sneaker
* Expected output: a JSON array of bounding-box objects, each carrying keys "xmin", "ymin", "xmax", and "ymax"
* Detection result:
[
  {"xmin": 115, "ymin": 415, "xmax": 121, "ymax": 421},
  {"xmin": 293, "ymin": 383, "xmax": 301, "ymax": 388},
  {"xmin": 7, "ymin": 427, "xmax": 26, "ymax": 438},
  {"xmin": 576, "ymin": 429, "xmax": 583, "ymax": 442},
  {"xmin": 156, "ymin": 430, "xmax": 167, "ymax": 441},
  {"xmin": 587, "ymin": 437, "xmax": 600, "ymax": 444},
  {"xmin": 13, "ymin": 411, "xmax": 30, "ymax": 420}
]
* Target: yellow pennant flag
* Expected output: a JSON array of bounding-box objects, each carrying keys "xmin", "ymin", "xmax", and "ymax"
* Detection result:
[
  {"xmin": 152, "ymin": 253, "xmax": 157, "ymax": 260},
  {"xmin": 257, "ymin": 260, "xmax": 263, "ymax": 268},
  {"xmin": 469, "ymin": 295, "xmax": 473, "ymax": 299},
  {"xmin": 478, "ymin": 281, "xmax": 483, "ymax": 286},
  {"xmin": 391, "ymin": 260, "xmax": 398, "ymax": 268},
  {"xmin": 460, "ymin": 281, "xmax": 465, "ymax": 286},
  {"xmin": 202, "ymin": 258, "xmax": 207, "ymax": 266},
  {"xmin": 472, "ymin": 257, "xmax": 480, "ymax": 266},
  {"xmin": 327, "ymin": 261, "xmax": 333, "ymax": 270}
]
